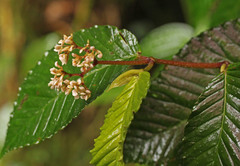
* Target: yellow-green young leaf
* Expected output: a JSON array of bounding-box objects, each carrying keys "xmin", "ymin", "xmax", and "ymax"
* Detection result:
[
  {"xmin": 107, "ymin": 69, "xmax": 144, "ymax": 91},
  {"xmin": 90, "ymin": 71, "xmax": 150, "ymax": 166}
]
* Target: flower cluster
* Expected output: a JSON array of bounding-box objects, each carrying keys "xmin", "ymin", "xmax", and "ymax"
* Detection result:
[
  {"xmin": 72, "ymin": 40, "xmax": 103, "ymax": 73},
  {"xmin": 48, "ymin": 62, "xmax": 91, "ymax": 100},
  {"xmin": 54, "ymin": 34, "xmax": 75, "ymax": 65},
  {"xmin": 48, "ymin": 62, "xmax": 65, "ymax": 91},
  {"xmin": 62, "ymin": 79, "xmax": 91, "ymax": 100},
  {"xmin": 49, "ymin": 34, "xmax": 103, "ymax": 101}
]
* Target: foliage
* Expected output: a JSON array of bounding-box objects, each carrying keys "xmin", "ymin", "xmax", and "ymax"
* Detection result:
[
  {"xmin": 90, "ymin": 71, "xmax": 150, "ymax": 165},
  {"xmin": 1, "ymin": 7, "xmax": 240, "ymax": 166},
  {"xmin": 124, "ymin": 19, "xmax": 240, "ymax": 165},
  {"xmin": 182, "ymin": 0, "xmax": 240, "ymax": 34},
  {"xmin": 0, "ymin": 26, "xmax": 140, "ymax": 158},
  {"xmin": 140, "ymin": 23, "xmax": 194, "ymax": 59}
]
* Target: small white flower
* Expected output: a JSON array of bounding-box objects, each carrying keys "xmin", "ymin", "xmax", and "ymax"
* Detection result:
[
  {"xmin": 59, "ymin": 53, "xmax": 68, "ymax": 65},
  {"xmin": 77, "ymin": 78, "xmax": 81, "ymax": 84},
  {"xmin": 97, "ymin": 53, "xmax": 103, "ymax": 59}
]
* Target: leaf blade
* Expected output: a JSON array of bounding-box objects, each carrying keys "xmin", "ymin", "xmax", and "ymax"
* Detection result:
[
  {"xmin": 124, "ymin": 19, "xmax": 240, "ymax": 165},
  {"xmin": 0, "ymin": 25, "xmax": 140, "ymax": 158},
  {"xmin": 90, "ymin": 71, "xmax": 150, "ymax": 166},
  {"xmin": 179, "ymin": 64, "xmax": 240, "ymax": 165}
]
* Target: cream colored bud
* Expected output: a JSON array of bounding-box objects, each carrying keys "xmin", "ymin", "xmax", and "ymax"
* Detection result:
[
  {"xmin": 77, "ymin": 79, "xmax": 82, "ymax": 84},
  {"xmin": 79, "ymin": 86, "xmax": 85, "ymax": 91},
  {"xmin": 80, "ymin": 92, "xmax": 86, "ymax": 96},
  {"xmin": 97, "ymin": 53, "xmax": 103, "ymax": 59},
  {"xmin": 89, "ymin": 56, "xmax": 94, "ymax": 62},
  {"xmin": 72, "ymin": 90, "xmax": 78, "ymax": 97},
  {"xmin": 65, "ymin": 39, "xmax": 72, "ymax": 44},
  {"xmin": 58, "ymin": 40, "xmax": 64, "ymax": 45},
  {"xmin": 61, "ymin": 46, "xmax": 70, "ymax": 52},
  {"xmin": 63, "ymin": 35, "xmax": 68, "ymax": 40},
  {"xmin": 85, "ymin": 90, "xmax": 91, "ymax": 94},
  {"xmin": 55, "ymin": 61, "xmax": 61, "ymax": 68},
  {"xmin": 84, "ymin": 95, "xmax": 88, "ymax": 101},
  {"xmin": 50, "ymin": 68, "xmax": 57, "ymax": 75},
  {"xmin": 79, "ymin": 49, "xmax": 84, "ymax": 54},
  {"xmin": 84, "ymin": 63, "xmax": 89, "ymax": 67},
  {"xmin": 80, "ymin": 68, "xmax": 85, "ymax": 73},
  {"xmin": 74, "ymin": 95, "xmax": 80, "ymax": 100},
  {"xmin": 89, "ymin": 64, "xmax": 94, "ymax": 68}
]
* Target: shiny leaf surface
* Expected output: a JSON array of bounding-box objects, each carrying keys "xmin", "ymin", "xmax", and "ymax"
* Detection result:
[
  {"xmin": 0, "ymin": 26, "xmax": 140, "ymax": 158},
  {"xmin": 179, "ymin": 63, "xmax": 240, "ymax": 165},
  {"xmin": 124, "ymin": 19, "xmax": 240, "ymax": 165}
]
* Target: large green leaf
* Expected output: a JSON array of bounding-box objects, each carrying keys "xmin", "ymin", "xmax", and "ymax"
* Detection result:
[
  {"xmin": 124, "ymin": 19, "xmax": 240, "ymax": 165},
  {"xmin": 0, "ymin": 26, "xmax": 140, "ymax": 158},
  {"xmin": 179, "ymin": 63, "xmax": 240, "ymax": 165},
  {"xmin": 90, "ymin": 71, "xmax": 150, "ymax": 166}
]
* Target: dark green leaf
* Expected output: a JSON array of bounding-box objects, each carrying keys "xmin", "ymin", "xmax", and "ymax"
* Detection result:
[
  {"xmin": 124, "ymin": 19, "xmax": 240, "ymax": 165},
  {"xmin": 90, "ymin": 71, "xmax": 150, "ymax": 166},
  {"xmin": 20, "ymin": 33, "xmax": 60, "ymax": 79},
  {"xmin": 0, "ymin": 25, "xmax": 140, "ymax": 158},
  {"xmin": 179, "ymin": 63, "xmax": 240, "ymax": 165}
]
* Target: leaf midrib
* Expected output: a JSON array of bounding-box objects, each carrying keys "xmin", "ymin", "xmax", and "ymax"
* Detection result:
[
  {"xmin": 215, "ymin": 70, "xmax": 234, "ymax": 165},
  {"xmin": 115, "ymin": 77, "xmax": 138, "ymax": 163}
]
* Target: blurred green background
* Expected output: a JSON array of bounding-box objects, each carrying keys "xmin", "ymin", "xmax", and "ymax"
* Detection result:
[{"xmin": 1, "ymin": 0, "xmax": 240, "ymax": 165}]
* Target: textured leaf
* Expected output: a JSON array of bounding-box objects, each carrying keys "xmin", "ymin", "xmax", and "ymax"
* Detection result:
[
  {"xmin": 108, "ymin": 69, "xmax": 144, "ymax": 91},
  {"xmin": 141, "ymin": 23, "xmax": 194, "ymax": 59},
  {"xmin": 179, "ymin": 63, "xmax": 240, "ymax": 165},
  {"xmin": 0, "ymin": 25, "xmax": 140, "ymax": 158},
  {"xmin": 124, "ymin": 19, "xmax": 240, "ymax": 165},
  {"xmin": 90, "ymin": 71, "xmax": 150, "ymax": 166}
]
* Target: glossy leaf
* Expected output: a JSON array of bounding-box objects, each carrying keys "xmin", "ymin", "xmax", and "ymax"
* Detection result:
[
  {"xmin": 179, "ymin": 63, "xmax": 240, "ymax": 165},
  {"xmin": 124, "ymin": 19, "xmax": 240, "ymax": 165},
  {"xmin": 0, "ymin": 25, "xmax": 140, "ymax": 158},
  {"xmin": 90, "ymin": 71, "xmax": 150, "ymax": 166}
]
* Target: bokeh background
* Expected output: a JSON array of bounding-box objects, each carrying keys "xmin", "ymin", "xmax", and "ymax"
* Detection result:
[{"xmin": 1, "ymin": 0, "xmax": 240, "ymax": 165}]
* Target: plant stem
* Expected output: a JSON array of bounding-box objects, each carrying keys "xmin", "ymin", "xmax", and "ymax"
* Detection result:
[
  {"xmin": 154, "ymin": 59, "xmax": 228, "ymax": 68},
  {"xmin": 96, "ymin": 56, "xmax": 229, "ymax": 69}
]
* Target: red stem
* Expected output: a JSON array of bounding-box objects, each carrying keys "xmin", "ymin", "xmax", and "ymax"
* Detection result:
[
  {"xmin": 97, "ymin": 59, "xmax": 150, "ymax": 65},
  {"xmin": 96, "ymin": 57, "xmax": 229, "ymax": 69},
  {"xmin": 154, "ymin": 59, "xmax": 227, "ymax": 68}
]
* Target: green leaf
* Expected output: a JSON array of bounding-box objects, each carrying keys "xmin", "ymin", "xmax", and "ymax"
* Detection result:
[
  {"xmin": 179, "ymin": 63, "xmax": 240, "ymax": 165},
  {"xmin": 124, "ymin": 19, "xmax": 240, "ymax": 165},
  {"xmin": 90, "ymin": 71, "xmax": 150, "ymax": 166},
  {"xmin": 20, "ymin": 33, "xmax": 60, "ymax": 79},
  {"xmin": 0, "ymin": 25, "xmax": 140, "ymax": 158},
  {"xmin": 140, "ymin": 23, "xmax": 194, "ymax": 59},
  {"xmin": 107, "ymin": 69, "xmax": 144, "ymax": 91},
  {"xmin": 182, "ymin": 0, "xmax": 240, "ymax": 34}
]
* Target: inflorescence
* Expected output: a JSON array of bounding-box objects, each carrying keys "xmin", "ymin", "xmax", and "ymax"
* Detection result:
[{"xmin": 48, "ymin": 34, "xmax": 103, "ymax": 100}]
